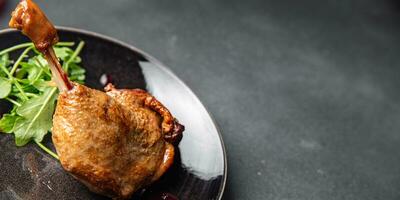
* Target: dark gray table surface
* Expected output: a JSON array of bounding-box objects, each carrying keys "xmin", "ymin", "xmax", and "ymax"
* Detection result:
[{"xmin": 1, "ymin": 0, "xmax": 400, "ymax": 199}]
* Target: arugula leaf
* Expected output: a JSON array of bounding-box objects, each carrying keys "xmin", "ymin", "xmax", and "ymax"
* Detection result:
[
  {"xmin": 0, "ymin": 53, "xmax": 9, "ymax": 65},
  {"xmin": 0, "ymin": 77, "xmax": 11, "ymax": 98},
  {"xmin": 0, "ymin": 54, "xmax": 10, "ymax": 78},
  {"xmin": 54, "ymin": 47, "xmax": 73, "ymax": 61},
  {"xmin": 0, "ymin": 41, "xmax": 86, "ymax": 158},
  {"xmin": 68, "ymin": 63, "xmax": 86, "ymax": 83},
  {"xmin": 33, "ymin": 80, "xmax": 52, "ymax": 92},
  {"xmin": 0, "ymin": 114, "xmax": 19, "ymax": 133},
  {"xmin": 19, "ymin": 62, "xmax": 42, "ymax": 81},
  {"xmin": 14, "ymin": 87, "xmax": 58, "ymax": 146}
]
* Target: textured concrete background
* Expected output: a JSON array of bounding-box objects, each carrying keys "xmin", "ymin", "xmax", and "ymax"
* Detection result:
[{"xmin": 1, "ymin": 0, "xmax": 400, "ymax": 199}]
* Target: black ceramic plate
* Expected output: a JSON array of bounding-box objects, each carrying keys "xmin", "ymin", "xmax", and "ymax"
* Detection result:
[{"xmin": 0, "ymin": 27, "xmax": 227, "ymax": 200}]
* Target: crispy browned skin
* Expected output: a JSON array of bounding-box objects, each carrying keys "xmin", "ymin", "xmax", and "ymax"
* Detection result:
[
  {"xmin": 9, "ymin": 0, "xmax": 58, "ymax": 51},
  {"xmin": 105, "ymin": 84, "xmax": 184, "ymax": 145},
  {"xmin": 53, "ymin": 84, "xmax": 184, "ymax": 199}
]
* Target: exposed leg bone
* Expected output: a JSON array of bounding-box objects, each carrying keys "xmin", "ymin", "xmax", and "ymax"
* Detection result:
[
  {"xmin": 43, "ymin": 47, "xmax": 73, "ymax": 91},
  {"xmin": 9, "ymin": 0, "xmax": 72, "ymax": 91}
]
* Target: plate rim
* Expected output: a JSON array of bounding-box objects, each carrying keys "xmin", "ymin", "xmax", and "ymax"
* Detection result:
[{"xmin": 0, "ymin": 27, "xmax": 228, "ymax": 200}]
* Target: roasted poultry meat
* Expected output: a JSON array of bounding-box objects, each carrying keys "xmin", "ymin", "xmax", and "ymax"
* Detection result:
[
  {"xmin": 53, "ymin": 84, "xmax": 183, "ymax": 198},
  {"xmin": 9, "ymin": 0, "xmax": 184, "ymax": 199}
]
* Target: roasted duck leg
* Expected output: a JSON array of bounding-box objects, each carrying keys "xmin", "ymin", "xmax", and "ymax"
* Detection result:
[
  {"xmin": 53, "ymin": 83, "xmax": 183, "ymax": 199},
  {"xmin": 9, "ymin": 0, "xmax": 184, "ymax": 199}
]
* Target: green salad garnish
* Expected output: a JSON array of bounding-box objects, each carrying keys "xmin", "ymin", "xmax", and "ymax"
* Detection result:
[{"xmin": 0, "ymin": 41, "xmax": 85, "ymax": 159}]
